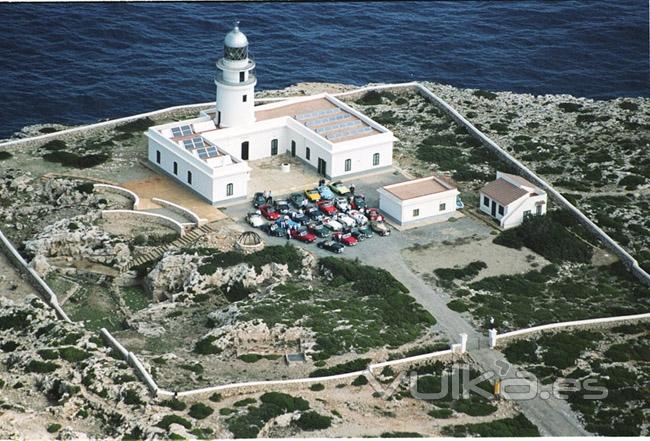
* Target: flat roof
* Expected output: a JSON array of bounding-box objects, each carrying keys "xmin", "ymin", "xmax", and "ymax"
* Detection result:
[
  {"xmin": 383, "ymin": 175, "xmax": 457, "ymax": 201},
  {"xmin": 480, "ymin": 178, "xmax": 528, "ymax": 206},
  {"xmin": 255, "ymin": 96, "xmax": 380, "ymax": 143}
]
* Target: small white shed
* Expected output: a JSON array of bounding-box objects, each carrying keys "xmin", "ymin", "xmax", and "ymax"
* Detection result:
[
  {"xmin": 378, "ymin": 175, "xmax": 459, "ymax": 226},
  {"xmin": 479, "ymin": 172, "xmax": 547, "ymax": 229}
]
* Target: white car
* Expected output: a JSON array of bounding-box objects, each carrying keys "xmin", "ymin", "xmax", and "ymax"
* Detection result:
[
  {"xmin": 246, "ymin": 212, "xmax": 265, "ymax": 228},
  {"xmin": 322, "ymin": 217, "xmax": 343, "ymax": 231},
  {"xmin": 348, "ymin": 210, "xmax": 368, "ymax": 226},
  {"xmin": 337, "ymin": 213, "xmax": 356, "ymax": 228},
  {"xmin": 334, "ymin": 196, "xmax": 349, "ymax": 212}
]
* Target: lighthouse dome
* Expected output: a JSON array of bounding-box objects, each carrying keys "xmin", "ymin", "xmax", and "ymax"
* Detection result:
[{"xmin": 224, "ymin": 23, "xmax": 248, "ymax": 48}]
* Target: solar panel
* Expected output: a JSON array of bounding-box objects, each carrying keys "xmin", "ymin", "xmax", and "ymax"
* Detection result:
[
  {"xmin": 305, "ymin": 111, "xmax": 349, "ymax": 127},
  {"xmin": 315, "ymin": 119, "xmax": 363, "ymax": 134},
  {"xmin": 197, "ymin": 148, "xmax": 209, "ymax": 159},
  {"xmin": 206, "ymin": 147, "xmax": 219, "ymax": 158},
  {"xmin": 327, "ymin": 126, "xmax": 373, "ymax": 141},
  {"xmin": 182, "ymin": 136, "xmax": 204, "ymax": 150},
  {"xmin": 171, "ymin": 125, "xmax": 193, "ymax": 137},
  {"xmin": 295, "ymin": 107, "xmax": 340, "ymax": 121}
]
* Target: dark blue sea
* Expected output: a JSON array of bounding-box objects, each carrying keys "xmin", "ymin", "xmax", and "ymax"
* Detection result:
[{"xmin": 0, "ymin": 1, "xmax": 648, "ymax": 138}]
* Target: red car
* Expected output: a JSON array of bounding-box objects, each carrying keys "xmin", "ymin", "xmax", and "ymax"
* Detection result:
[
  {"xmin": 317, "ymin": 199, "xmax": 337, "ymax": 216},
  {"xmin": 260, "ymin": 204, "xmax": 281, "ymax": 220},
  {"xmin": 365, "ymin": 208, "xmax": 384, "ymax": 222},
  {"xmin": 332, "ymin": 231, "xmax": 358, "ymax": 246},
  {"xmin": 290, "ymin": 228, "xmax": 317, "ymax": 243}
]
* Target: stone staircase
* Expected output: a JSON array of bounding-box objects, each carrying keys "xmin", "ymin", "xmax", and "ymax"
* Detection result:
[{"xmin": 129, "ymin": 223, "xmax": 218, "ymax": 268}]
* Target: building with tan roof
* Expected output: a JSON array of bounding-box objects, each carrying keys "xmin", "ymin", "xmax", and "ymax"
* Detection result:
[
  {"xmin": 378, "ymin": 175, "xmax": 460, "ymax": 226},
  {"xmin": 145, "ymin": 23, "xmax": 395, "ymax": 204},
  {"xmin": 479, "ymin": 171, "xmax": 547, "ymax": 229}
]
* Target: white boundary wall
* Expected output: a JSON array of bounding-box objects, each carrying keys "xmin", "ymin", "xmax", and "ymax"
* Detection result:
[
  {"xmin": 152, "ymin": 197, "xmax": 206, "ymax": 226},
  {"xmin": 94, "ymin": 184, "xmax": 140, "ymax": 210}
]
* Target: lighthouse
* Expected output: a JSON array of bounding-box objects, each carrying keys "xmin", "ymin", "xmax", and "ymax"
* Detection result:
[{"xmin": 214, "ymin": 22, "xmax": 257, "ymax": 128}]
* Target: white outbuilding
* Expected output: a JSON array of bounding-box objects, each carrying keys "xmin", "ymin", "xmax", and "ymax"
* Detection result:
[
  {"xmin": 146, "ymin": 23, "xmax": 396, "ymax": 205},
  {"xmin": 378, "ymin": 175, "xmax": 459, "ymax": 226},
  {"xmin": 479, "ymin": 171, "xmax": 547, "ymax": 229}
]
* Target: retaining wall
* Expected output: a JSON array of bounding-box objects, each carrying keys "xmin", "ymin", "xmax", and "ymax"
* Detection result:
[
  {"xmin": 152, "ymin": 197, "xmax": 205, "ymax": 226},
  {"xmin": 100, "ymin": 210, "xmax": 186, "ymax": 237},
  {"xmin": 0, "ymin": 229, "xmax": 72, "ymax": 322},
  {"xmin": 94, "ymin": 184, "xmax": 140, "ymax": 210},
  {"xmin": 414, "ymin": 84, "xmax": 650, "ymax": 287}
]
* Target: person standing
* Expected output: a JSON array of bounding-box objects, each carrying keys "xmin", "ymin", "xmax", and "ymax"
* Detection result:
[
  {"xmin": 349, "ymin": 184, "xmax": 355, "ymax": 195},
  {"xmin": 267, "ymin": 190, "xmax": 273, "ymax": 204}
]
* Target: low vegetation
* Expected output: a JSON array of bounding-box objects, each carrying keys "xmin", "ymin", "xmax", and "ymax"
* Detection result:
[
  {"xmin": 196, "ymin": 244, "xmax": 302, "ymax": 275},
  {"xmin": 442, "ymin": 414, "xmax": 540, "ymax": 437},
  {"xmin": 42, "ymin": 150, "xmax": 110, "ymax": 169}
]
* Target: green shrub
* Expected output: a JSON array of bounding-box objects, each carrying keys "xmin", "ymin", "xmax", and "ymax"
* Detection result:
[
  {"xmin": 193, "ymin": 336, "xmax": 220, "ymax": 355},
  {"xmin": 37, "ymin": 349, "xmax": 60, "ymax": 360},
  {"xmin": 122, "ymin": 389, "xmax": 143, "ymax": 405},
  {"xmin": 428, "ymin": 408, "xmax": 453, "ymax": 418},
  {"xmin": 473, "ymin": 89, "xmax": 497, "ymax": 100},
  {"xmin": 443, "ymin": 414, "xmax": 540, "ymax": 437},
  {"xmin": 160, "ymin": 399, "xmax": 187, "ymax": 411},
  {"xmin": 224, "ymin": 282, "xmax": 253, "ymax": 303},
  {"xmin": 116, "ymin": 117, "xmax": 154, "ymax": 133},
  {"xmin": 295, "ymin": 411, "xmax": 332, "ymax": 431},
  {"xmin": 180, "ymin": 363, "xmax": 204, "ymax": 374},
  {"xmin": 260, "ymin": 392, "xmax": 309, "ymax": 412},
  {"xmin": 310, "ymin": 358, "xmax": 371, "ymax": 378},
  {"xmin": 446, "ymin": 299, "xmax": 469, "ymax": 312},
  {"xmin": 619, "ymin": 174, "xmax": 645, "ymax": 189},
  {"xmin": 58, "ymin": 346, "xmax": 91, "ymax": 362},
  {"xmin": 219, "ymin": 407, "xmax": 234, "ymax": 415},
  {"xmin": 618, "ymin": 101, "xmax": 639, "ymax": 111},
  {"xmin": 434, "ymin": 261, "xmax": 486, "ymax": 282},
  {"xmin": 356, "ymin": 90, "xmax": 383, "ymax": 106},
  {"xmin": 351, "ymin": 375, "xmax": 368, "ymax": 386},
  {"xmin": 75, "ymin": 182, "xmax": 95, "ymax": 194},
  {"xmin": 41, "ymin": 140, "xmax": 67, "ymax": 151},
  {"xmin": 47, "ymin": 423, "xmax": 62, "ymax": 433},
  {"xmin": 190, "ymin": 427, "xmax": 214, "ymax": 439},
  {"xmin": 0, "ymin": 151, "xmax": 12, "ymax": 160},
  {"xmin": 25, "ymin": 360, "xmax": 59, "ymax": 373},
  {"xmin": 380, "ymin": 432, "xmax": 423, "ymax": 437},
  {"xmin": 309, "ymin": 383, "xmax": 325, "ymax": 392},
  {"xmin": 43, "ymin": 151, "xmax": 110, "ymax": 169},
  {"xmin": 188, "ymin": 403, "xmax": 213, "ymax": 419},
  {"xmin": 156, "ymin": 414, "xmax": 192, "ymax": 430},
  {"xmin": 234, "ymin": 397, "xmax": 256, "ymax": 407},
  {"xmin": 558, "ymin": 102, "xmax": 583, "ymax": 112},
  {"xmin": 208, "ymin": 393, "xmax": 222, "ymax": 402}
]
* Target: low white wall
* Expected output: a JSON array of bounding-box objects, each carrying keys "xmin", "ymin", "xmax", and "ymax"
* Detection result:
[
  {"xmin": 151, "ymin": 197, "xmax": 205, "ymax": 226},
  {"xmin": 101, "ymin": 210, "xmax": 185, "ymax": 237},
  {"xmin": 94, "ymin": 184, "xmax": 140, "ymax": 210}
]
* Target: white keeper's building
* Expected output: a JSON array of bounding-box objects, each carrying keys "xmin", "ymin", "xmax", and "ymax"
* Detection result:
[{"xmin": 146, "ymin": 23, "xmax": 396, "ymax": 204}]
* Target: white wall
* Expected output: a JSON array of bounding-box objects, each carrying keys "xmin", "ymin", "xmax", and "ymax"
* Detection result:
[
  {"xmin": 215, "ymin": 81, "xmax": 256, "ymax": 128},
  {"xmin": 379, "ymin": 189, "xmax": 458, "ymax": 224},
  {"xmin": 501, "ymin": 194, "xmax": 547, "ymax": 229},
  {"xmin": 330, "ymin": 139, "xmax": 393, "ymax": 178},
  {"xmin": 212, "ymin": 172, "xmax": 250, "ymax": 201}
]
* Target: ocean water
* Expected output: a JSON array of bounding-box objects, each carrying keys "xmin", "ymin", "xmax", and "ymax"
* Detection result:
[{"xmin": 0, "ymin": 1, "xmax": 647, "ymax": 138}]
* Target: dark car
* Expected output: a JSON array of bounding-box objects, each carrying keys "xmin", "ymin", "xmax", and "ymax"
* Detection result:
[
  {"xmin": 306, "ymin": 206, "xmax": 324, "ymax": 222},
  {"xmin": 317, "ymin": 240, "xmax": 344, "ymax": 254},
  {"xmin": 290, "ymin": 210, "xmax": 310, "ymax": 225},
  {"xmin": 309, "ymin": 223, "xmax": 330, "ymax": 238},
  {"xmin": 357, "ymin": 224, "xmax": 373, "ymax": 238},
  {"xmin": 253, "ymin": 192, "xmax": 267, "ymax": 208},
  {"xmin": 274, "ymin": 199, "xmax": 291, "ymax": 215},
  {"xmin": 351, "ymin": 194, "xmax": 366, "ymax": 210},
  {"xmin": 262, "ymin": 223, "xmax": 287, "ymax": 237},
  {"xmin": 290, "ymin": 192, "xmax": 307, "ymax": 208},
  {"xmin": 348, "ymin": 227, "xmax": 367, "ymax": 241}
]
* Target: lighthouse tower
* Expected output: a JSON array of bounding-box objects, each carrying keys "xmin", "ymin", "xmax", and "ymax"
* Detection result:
[{"xmin": 214, "ymin": 22, "xmax": 257, "ymax": 128}]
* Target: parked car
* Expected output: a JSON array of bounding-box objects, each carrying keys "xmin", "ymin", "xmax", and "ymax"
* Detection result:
[
  {"xmin": 276, "ymin": 217, "xmax": 301, "ymax": 230},
  {"xmin": 260, "ymin": 204, "xmax": 280, "ymax": 220},
  {"xmin": 317, "ymin": 185, "xmax": 335, "ymax": 200},
  {"xmin": 334, "ymin": 196, "xmax": 349, "ymax": 212},
  {"xmin": 309, "ymin": 223, "xmax": 330, "ymax": 238},
  {"xmin": 290, "ymin": 192, "xmax": 307, "ymax": 208},
  {"xmin": 274, "ymin": 199, "xmax": 291, "ymax": 215},
  {"xmin": 350, "ymin": 194, "xmax": 366, "ymax": 210},
  {"xmin": 348, "ymin": 210, "xmax": 368, "ymax": 226},
  {"xmin": 330, "ymin": 181, "xmax": 350, "ymax": 195},
  {"xmin": 357, "ymin": 223, "xmax": 374, "ymax": 238},
  {"xmin": 305, "ymin": 206, "xmax": 325, "ymax": 222},
  {"xmin": 253, "ymin": 192, "xmax": 267, "ymax": 208},
  {"xmin": 317, "ymin": 199, "xmax": 337, "ymax": 216},
  {"xmin": 246, "ymin": 212, "xmax": 265, "ymax": 228},
  {"xmin": 322, "ymin": 217, "xmax": 343, "ymax": 231},
  {"xmin": 317, "ymin": 240, "xmax": 344, "ymax": 254},
  {"xmin": 366, "ymin": 208, "xmax": 384, "ymax": 222},
  {"xmin": 304, "ymin": 188, "xmax": 321, "ymax": 202},
  {"xmin": 332, "ymin": 231, "xmax": 358, "ymax": 246},
  {"xmin": 291, "ymin": 228, "xmax": 317, "ymax": 243},
  {"xmin": 290, "ymin": 210, "xmax": 309, "ymax": 225},
  {"xmin": 370, "ymin": 220, "xmax": 391, "ymax": 236},
  {"xmin": 262, "ymin": 223, "xmax": 286, "ymax": 237},
  {"xmin": 347, "ymin": 227, "xmax": 366, "ymax": 241},
  {"xmin": 336, "ymin": 213, "xmax": 356, "ymax": 228}
]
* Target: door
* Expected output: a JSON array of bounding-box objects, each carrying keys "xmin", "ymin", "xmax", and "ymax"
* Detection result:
[
  {"xmin": 241, "ymin": 141, "xmax": 249, "ymax": 160},
  {"xmin": 317, "ymin": 158, "xmax": 327, "ymax": 176},
  {"xmin": 491, "ymin": 201, "xmax": 497, "ymax": 217},
  {"xmin": 291, "ymin": 140, "xmax": 296, "ymax": 157},
  {"xmin": 271, "ymin": 139, "xmax": 278, "ymax": 156},
  {"xmin": 216, "ymin": 111, "xmax": 221, "ymax": 126}
]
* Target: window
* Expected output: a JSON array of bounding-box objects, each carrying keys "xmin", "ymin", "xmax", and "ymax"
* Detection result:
[
  {"xmin": 242, "ymin": 94, "xmax": 247, "ymax": 102},
  {"xmin": 483, "ymin": 196, "xmax": 489, "ymax": 207},
  {"xmin": 173, "ymin": 162, "xmax": 178, "ymax": 175},
  {"xmin": 156, "ymin": 150, "xmax": 161, "ymax": 164},
  {"xmin": 306, "ymin": 147, "xmax": 311, "ymax": 160},
  {"xmin": 373, "ymin": 152, "xmax": 380, "ymax": 166},
  {"xmin": 271, "ymin": 139, "xmax": 278, "ymax": 155},
  {"xmin": 344, "ymin": 158, "xmax": 352, "ymax": 172},
  {"xmin": 439, "ymin": 203, "xmax": 446, "ymax": 211},
  {"xmin": 524, "ymin": 210, "xmax": 532, "ymax": 219},
  {"xmin": 498, "ymin": 205, "xmax": 505, "ymax": 216},
  {"xmin": 187, "ymin": 171, "xmax": 192, "ymax": 185},
  {"xmin": 226, "ymin": 183, "xmax": 234, "ymax": 196},
  {"xmin": 239, "ymin": 71, "xmax": 245, "ymax": 82},
  {"xmin": 536, "ymin": 205, "xmax": 543, "ymax": 215},
  {"xmin": 241, "ymin": 141, "xmax": 249, "ymax": 160},
  {"xmin": 216, "ymin": 111, "xmax": 221, "ymax": 126},
  {"xmin": 413, "ymin": 209, "xmax": 420, "ymax": 217}
]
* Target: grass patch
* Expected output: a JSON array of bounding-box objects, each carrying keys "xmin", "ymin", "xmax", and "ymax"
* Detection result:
[
  {"xmin": 188, "ymin": 403, "xmax": 213, "ymax": 419},
  {"xmin": 442, "ymin": 413, "xmax": 540, "ymax": 436}
]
